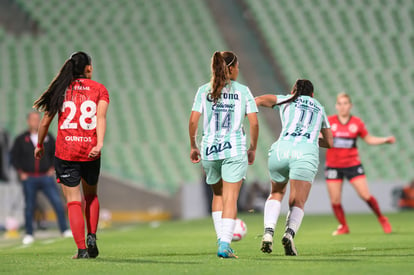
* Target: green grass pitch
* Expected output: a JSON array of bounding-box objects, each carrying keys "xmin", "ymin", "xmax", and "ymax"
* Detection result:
[{"xmin": 1, "ymin": 212, "xmax": 414, "ymax": 274}]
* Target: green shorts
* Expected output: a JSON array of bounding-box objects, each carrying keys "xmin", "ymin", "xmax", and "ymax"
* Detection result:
[
  {"xmin": 268, "ymin": 141, "xmax": 319, "ymax": 183},
  {"xmin": 202, "ymin": 154, "xmax": 248, "ymax": 184}
]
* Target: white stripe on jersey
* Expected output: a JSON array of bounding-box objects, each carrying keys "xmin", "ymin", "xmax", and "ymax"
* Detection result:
[
  {"xmin": 192, "ymin": 81, "xmax": 258, "ymax": 160},
  {"xmin": 275, "ymin": 95, "xmax": 329, "ymax": 146},
  {"xmin": 308, "ymin": 109, "xmax": 323, "ymax": 143}
]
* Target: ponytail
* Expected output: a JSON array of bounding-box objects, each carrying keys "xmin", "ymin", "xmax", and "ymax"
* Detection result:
[
  {"xmin": 277, "ymin": 79, "xmax": 314, "ymax": 105},
  {"xmin": 209, "ymin": 51, "xmax": 237, "ymax": 103},
  {"xmin": 33, "ymin": 51, "xmax": 91, "ymax": 115},
  {"xmin": 209, "ymin": 51, "xmax": 229, "ymax": 102}
]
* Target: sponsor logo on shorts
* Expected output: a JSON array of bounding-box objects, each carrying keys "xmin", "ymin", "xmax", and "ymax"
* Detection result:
[
  {"xmin": 279, "ymin": 149, "xmax": 303, "ymax": 159},
  {"xmin": 326, "ymin": 169, "xmax": 338, "ymax": 179}
]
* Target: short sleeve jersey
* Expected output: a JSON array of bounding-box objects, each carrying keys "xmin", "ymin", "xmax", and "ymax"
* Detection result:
[
  {"xmin": 273, "ymin": 95, "xmax": 330, "ymax": 146},
  {"xmin": 325, "ymin": 115, "xmax": 368, "ymax": 168},
  {"xmin": 191, "ymin": 81, "xmax": 258, "ymax": 160},
  {"xmin": 55, "ymin": 78, "xmax": 110, "ymax": 162}
]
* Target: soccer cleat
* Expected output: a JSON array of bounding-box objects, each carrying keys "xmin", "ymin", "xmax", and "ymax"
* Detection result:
[
  {"xmin": 332, "ymin": 224, "xmax": 350, "ymax": 236},
  {"xmin": 217, "ymin": 242, "xmax": 238, "ymax": 259},
  {"xmin": 72, "ymin": 249, "xmax": 89, "ymax": 259},
  {"xmin": 378, "ymin": 216, "xmax": 392, "ymax": 234},
  {"xmin": 281, "ymin": 232, "xmax": 297, "ymax": 256},
  {"xmin": 261, "ymin": 232, "xmax": 273, "ymax": 253},
  {"xmin": 22, "ymin": 235, "xmax": 34, "ymax": 245},
  {"xmin": 62, "ymin": 229, "xmax": 73, "ymax": 238},
  {"xmin": 87, "ymin": 233, "xmax": 99, "ymax": 258}
]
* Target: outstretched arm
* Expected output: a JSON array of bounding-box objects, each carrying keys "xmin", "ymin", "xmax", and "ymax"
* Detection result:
[
  {"xmin": 189, "ymin": 111, "xmax": 201, "ymax": 163},
  {"xmin": 363, "ymin": 134, "xmax": 395, "ymax": 145},
  {"xmin": 319, "ymin": 128, "xmax": 333, "ymax": 148},
  {"xmin": 255, "ymin": 95, "xmax": 277, "ymax": 108}
]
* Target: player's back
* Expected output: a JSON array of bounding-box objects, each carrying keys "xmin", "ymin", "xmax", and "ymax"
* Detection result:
[
  {"xmin": 193, "ymin": 80, "xmax": 257, "ymax": 160},
  {"xmin": 55, "ymin": 78, "xmax": 109, "ymax": 161},
  {"xmin": 275, "ymin": 95, "xmax": 329, "ymax": 146}
]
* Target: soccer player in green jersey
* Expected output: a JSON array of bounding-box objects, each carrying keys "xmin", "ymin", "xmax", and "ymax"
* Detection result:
[
  {"xmin": 189, "ymin": 51, "xmax": 259, "ymax": 258},
  {"xmin": 255, "ymin": 79, "xmax": 333, "ymax": 256}
]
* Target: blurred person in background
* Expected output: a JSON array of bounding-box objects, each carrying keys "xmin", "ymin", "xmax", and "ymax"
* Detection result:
[
  {"xmin": 33, "ymin": 51, "xmax": 109, "ymax": 259},
  {"xmin": 11, "ymin": 111, "xmax": 71, "ymax": 245},
  {"xmin": 255, "ymin": 79, "xmax": 333, "ymax": 256},
  {"xmin": 325, "ymin": 92, "xmax": 395, "ymax": 235},
  {"xmin": 398, "ymin": 179, "xmax": 414, "ymax": 209},
  {"xmin": 189, "ymin": 51, "xmax": 259, "ymax": 259}
]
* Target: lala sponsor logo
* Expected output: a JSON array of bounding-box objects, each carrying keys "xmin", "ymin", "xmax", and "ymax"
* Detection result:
[{"xmin": 205, "ymin": 142, "xmax": 232, "ymax": 156}]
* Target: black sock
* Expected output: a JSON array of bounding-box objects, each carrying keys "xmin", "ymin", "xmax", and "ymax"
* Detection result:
[
  {"xmin": 286, "ymin": 227, "xmax": 295, "ymax": 238},
  {"xmin": 265, "ymin": 227, "xmax": 274, "ymax": 236}
]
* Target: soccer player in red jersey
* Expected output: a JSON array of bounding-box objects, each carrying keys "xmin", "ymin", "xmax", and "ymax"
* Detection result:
[
  {"xmin": 33, "ymin": 52, "xmax": 109, "ymax": 259},
  {"xmin": 325, "ymin": 93, "xmax": 395, "ymax": 235}
]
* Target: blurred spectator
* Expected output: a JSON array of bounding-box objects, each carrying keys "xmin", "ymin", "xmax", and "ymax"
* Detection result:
[
  {"xmin": 243, "ymin": 180, "xmax": 268, "ymax": 212},
  {"xmin": 10, "ymin": 111, "xmax": 71, "ymax": 244},
  {"xmin": 0, "ymin": 127, "xmax": 9, "ymax": 182},
  {"xmin": 398, "ymin": 180, "xmax": 414, "ymax": 209}
]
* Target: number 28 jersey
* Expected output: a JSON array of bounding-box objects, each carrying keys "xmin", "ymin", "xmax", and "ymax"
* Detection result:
[{"xmin": 55, "ymin": 78, "xmax": 110, "ymax": 162}]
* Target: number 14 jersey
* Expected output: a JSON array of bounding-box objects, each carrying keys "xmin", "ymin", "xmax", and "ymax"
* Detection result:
[{"xmin": 55, "ymin": 78, "xmax": 110, "ymax": 162}]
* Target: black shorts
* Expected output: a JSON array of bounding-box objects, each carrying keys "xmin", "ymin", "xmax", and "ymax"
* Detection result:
[
  {"xmin": 325, "ymin": 164, "xmax": 365, "ymax": 182},
  {"xmin": 54, "ymin": 157, "xmax": 101, "ymax": 187}
]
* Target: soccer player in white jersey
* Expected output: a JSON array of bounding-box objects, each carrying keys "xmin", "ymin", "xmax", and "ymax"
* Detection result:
[
  {"xmin": 255, "ymin": 79, "xmax": 333, "ymax": 256},
  {"xmin": 189, "ymin": 51, "xmax": 259, "ymax": 258}
]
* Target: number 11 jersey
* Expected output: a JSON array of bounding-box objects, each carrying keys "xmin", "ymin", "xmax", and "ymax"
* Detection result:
[
  {"xmin": 274, "ymin": 95, "xmax": 330, "ymax": 146},
  {"xmin": 55, "ymin": 78, "xmax": 110, "ymax": 162}
]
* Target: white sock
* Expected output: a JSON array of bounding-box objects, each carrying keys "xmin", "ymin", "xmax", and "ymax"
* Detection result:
[
  {"xmin": 264, "ymin": 199, "xmax": 281, "ymax": 230},
  {"xmin": 221, "ymin": 218, "xmax": 236, "ymax": 244},
  {"xmin": 212, "ymin": 211, "xmax": 222, "ymax": 240},
  {"xmin": 285, "ymin": 206, "xmax": 304, "ymax": 234}
]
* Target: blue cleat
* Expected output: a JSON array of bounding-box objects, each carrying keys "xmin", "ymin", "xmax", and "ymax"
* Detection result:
[{"xmin": 217, "ymin": 241, "xmax": 238, "ymax": 258}]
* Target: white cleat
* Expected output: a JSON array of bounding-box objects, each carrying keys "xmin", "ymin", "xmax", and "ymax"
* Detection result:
[
  {"xmin": 62, "ymin": 229, "xmax": 73, "ymax": 238},
  {"xmin": 261, "ymin": 232, "xmax": 273, "ymax": 253},
  {"xmin": 282, "ymin": 233, "xmax": 298, "ymax": 256},
  {"xmin": 22, "ymin": 234, "xmax": 34, "ymax": 245}
]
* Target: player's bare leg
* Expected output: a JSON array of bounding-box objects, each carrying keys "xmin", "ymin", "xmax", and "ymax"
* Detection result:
[
  {"xmin": 327, "ymin": 180, "xmax": 349, "ymax": 235},
  {"xmin": 351, "ymin": 177, "xmax": 392, "ymax": 233},
  {"xmin": 217, "ymin": 180, "xmax": 242, "ymax": 259}
]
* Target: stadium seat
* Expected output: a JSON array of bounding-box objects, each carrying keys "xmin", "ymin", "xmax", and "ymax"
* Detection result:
[
  {"xmin": 244, "ymin": 0, "xmax": 414, "ymax": 180},
  {"xmin": 1, "ymin": 0, "xmax": 277, "ymax": 193}
]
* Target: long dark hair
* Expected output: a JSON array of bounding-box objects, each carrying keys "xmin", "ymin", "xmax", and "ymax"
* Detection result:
[
  {"xmin": 33, "ymin": 51, "xmax": 92, "ymax": 115},
  {"xmin": 277, "ymin": 79, "xmax": 314, "ymax": 105},
  {"xmin": 209, "ymin": 51, "xmax": 237, "ymax": 103}
]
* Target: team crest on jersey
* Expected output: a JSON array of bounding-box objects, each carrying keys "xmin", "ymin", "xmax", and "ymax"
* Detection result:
[
  {"xmin": 331, "ymin": 123, "xmax": 337, "ymax": 131},
  {"xmin": 348, "ymin": 124, "xmax": 358, "ymax": 133}
]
